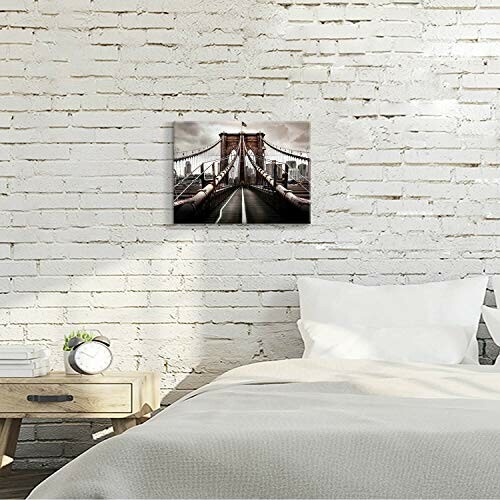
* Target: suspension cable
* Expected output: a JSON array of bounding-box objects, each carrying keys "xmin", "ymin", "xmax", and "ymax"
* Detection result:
[
  {"xmin": 243, "ymin": 142, "xmax": 274, "ymax": 188},
  {"xmin": 174, "ymin": 171, "xmax": 205, "ymax": 202},
  {"xmin": 263, "ymin": 140, "xmax": 310, "ymax": 162},
  {"xmin": 243, "ymin": 143, "xmax": 310, "ymax": 210},
  {"xmin": 174, "ymin": 140, "xmax": 221, "ymax": 162}
]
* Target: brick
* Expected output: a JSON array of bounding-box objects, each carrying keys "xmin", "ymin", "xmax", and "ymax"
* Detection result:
[
  {"xmin": 36, "ymin": 423, "xmax": 91, "ymax": 441},
  {"xmin": 16, "ymin": 442, "xmax": 63, "ymax": 459},
  {"xmin": 346, "ymin": 150, "xmax": 402, "ymax": 165},
  {"xmin": 70, "ymin": 276, "xmax": 126, "ymax": 292},
  {"xmin": 0, "ymin": 261, "xmax": 36, "ymax": 276},
  {"xmin": 0, "ymin": 293, "xmax": 37, "ymax": 308},
  {"xmin": 0, "ymin": 229, "xmax": 37, "ymax": 244},
  {"xmin": 0, "ymin": 325, "xmax": 24, "ymax": 340},
  {"xmin": 92, "ymin": 0, "xmax": 139, "ymax": 12},
  {"xmin": 39, "ymin": 261, "xmax": 95, "ymax": 276},
  {"xmin": 150, "ymin": 291, "xmax": 205, "ymax": 307},
  {"xmin": 204, "ymin": 292, "xmax": 260, "ymax": 307},
  {"xmin": 92, "ymin": 292, "xmax": 148, "ymax": 307},
  {"xmin": 261, "ymin": 291, "xmax": 299, "ymax": 307},
  {"xmin": 237, "ymin": 244, "xmax": 293, "ymax": 260},
  {"xmin": 18, "ymin": 425, "xmax": 35, "ymax": 442},
  {"xmin": 462, "ymin": 74, "xmax": 500, "ymax": 89},
  {"xmin": 126, "ymin": 144, "xmax": 169, "ymax": 160},
  {"xmin": 14, "ymin": 277, "xmax": 70, "ymax": 292},
  {"xmin": 38, "ymin": 292, "xmax": 91, "ymax": 307},
  {"xmin": 14, "ymin": 145, "xmax": 70, "ymax": 160},
  {"xmin": 9, "ymin": 308, "xmax": 64, "ymax": 324},
  {"xmin": 80, "ymin": 194, "xmax": 136, "ymax": 209},
  {"xmin": 404, "ymin": 149, "xmax": 481, "ymax": 164}
]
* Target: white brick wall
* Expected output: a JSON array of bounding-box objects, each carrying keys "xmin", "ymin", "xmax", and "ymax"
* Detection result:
[{"xmin": 1, "ymin": 0, "xmax": 499, "ymax": 469}]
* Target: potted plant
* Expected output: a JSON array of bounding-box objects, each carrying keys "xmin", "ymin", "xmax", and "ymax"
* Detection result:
[{"xmin": 63, "ymin": 330, "xmax": 95, "ymax": 374}]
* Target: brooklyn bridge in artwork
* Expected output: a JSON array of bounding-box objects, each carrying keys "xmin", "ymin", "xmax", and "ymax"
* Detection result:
[{"xmin": 173, "ymin": 121, "xmax": 311, "ymax": 224}]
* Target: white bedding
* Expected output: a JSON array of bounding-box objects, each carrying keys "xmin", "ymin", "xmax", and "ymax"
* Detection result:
[{"xmin": 30, "ymin": 359, "xmax": 500, "ymax": 499}]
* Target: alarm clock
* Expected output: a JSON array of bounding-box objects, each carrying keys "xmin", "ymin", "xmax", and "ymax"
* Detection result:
[{"xmin": 67, "ymin": 336, "xmax": 113, "ymax": 375}]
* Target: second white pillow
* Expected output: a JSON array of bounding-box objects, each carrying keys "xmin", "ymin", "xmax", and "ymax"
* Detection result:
[{"xmin": 298, "ymin": 319, "xmax": 471, "ymax": 365}]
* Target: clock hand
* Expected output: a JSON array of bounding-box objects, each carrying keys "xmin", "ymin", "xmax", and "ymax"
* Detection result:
[{"xmin": 79, "ymin": 351, "xmax": 96, "ymax": 360}]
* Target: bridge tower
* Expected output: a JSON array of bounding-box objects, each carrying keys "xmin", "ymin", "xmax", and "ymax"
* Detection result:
[{"xmin": 219, "ymin": 132, "xmax": 265, "ymax": 184}]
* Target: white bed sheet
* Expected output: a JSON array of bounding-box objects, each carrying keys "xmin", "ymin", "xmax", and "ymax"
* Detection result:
[{"xmin": 29, "ymin": 358, "xmax": 500, "ymax": 499}]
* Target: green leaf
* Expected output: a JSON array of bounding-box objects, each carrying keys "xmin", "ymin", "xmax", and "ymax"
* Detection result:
[{"xmin": 62, "ymin": 330, "xmax": 96, "ymax": 351}]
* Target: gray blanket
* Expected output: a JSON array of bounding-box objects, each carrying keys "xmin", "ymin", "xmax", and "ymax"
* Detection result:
[{"xmin": 29, "ymin": 359, "xmax": 500, "ymax": 499}]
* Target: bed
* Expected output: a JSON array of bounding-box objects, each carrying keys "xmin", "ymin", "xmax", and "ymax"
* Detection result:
[{"xmin": 29, "ymin": 357, "xmax": 500, "ymax": 499}]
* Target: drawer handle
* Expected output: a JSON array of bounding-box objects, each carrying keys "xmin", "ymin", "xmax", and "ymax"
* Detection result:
[{"xmin": 27, "ymin": 395, "xmax": 74, "ymax": 403}]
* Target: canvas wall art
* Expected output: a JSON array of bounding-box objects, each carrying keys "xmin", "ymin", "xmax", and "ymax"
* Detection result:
[{"xmin": 173, "ymin": 121, "xmax": 311, "ymax": 224}]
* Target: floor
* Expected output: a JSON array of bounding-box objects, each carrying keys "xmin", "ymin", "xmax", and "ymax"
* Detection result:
[{"xmin": 0, "ymin": 471, "xmax": 54, "ymax": 500}]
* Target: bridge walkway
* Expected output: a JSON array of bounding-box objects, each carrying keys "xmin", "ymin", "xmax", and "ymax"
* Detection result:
[
  {"xmin": 243, "ymin": 188, "xmax": 283, "ymax": 224},
  {"xmin": 202, "ymin": 187, "xmax": 283, "ymax": 224}
]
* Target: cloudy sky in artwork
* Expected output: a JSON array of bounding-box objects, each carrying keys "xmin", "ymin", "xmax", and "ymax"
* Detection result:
[{"xmin": 174, "ymin": 121, "xmax": 310, "ymax": 156}]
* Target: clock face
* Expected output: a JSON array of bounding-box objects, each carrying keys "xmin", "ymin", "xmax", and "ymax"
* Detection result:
[{"xmin": 73, "ymin": 341, "xmax": 112, "ymax": 375}]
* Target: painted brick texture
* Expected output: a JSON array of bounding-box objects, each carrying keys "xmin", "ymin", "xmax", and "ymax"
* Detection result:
[{"xmin": 0, "ymin": 0, "xmax": 499, "ymax": 469}]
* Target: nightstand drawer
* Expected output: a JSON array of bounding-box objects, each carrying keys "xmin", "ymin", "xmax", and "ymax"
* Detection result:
[{"xmin": 0, "ymin": 383, "xmax": 132, "ymax": 413}]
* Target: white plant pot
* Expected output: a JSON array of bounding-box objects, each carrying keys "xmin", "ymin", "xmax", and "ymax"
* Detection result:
[{"xmin": 64, "ymin": 351, "xmax": 79, "ymax": 375}]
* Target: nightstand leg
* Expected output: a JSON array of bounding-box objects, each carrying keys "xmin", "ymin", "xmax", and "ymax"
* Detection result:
[
  {"xmin": 111, "ymin": 417, "xmax": 137, "ymax": 435},
  {"xmin": 0, "ymin": 418, "xmax": 22, "ymax": 475},
  {"xmin": 136, "ymin": 413, "xmax": 151, "ymax": 425}
]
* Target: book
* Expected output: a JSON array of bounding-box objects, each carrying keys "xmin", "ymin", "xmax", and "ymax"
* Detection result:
[
  {"xmin": 0, "ymin": 358, "xmax": 50, "ymax": 369},
  {"xmin": 0, "ymin": 345, "xmax": 50, "ymax": 360},
  {"xmin": 0, "ymin": 366, "xmax": 49, "ymax": 378}
]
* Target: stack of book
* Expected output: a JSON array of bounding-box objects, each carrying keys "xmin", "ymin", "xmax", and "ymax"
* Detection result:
[{"xmin": 0, "ymin": 345, "xmax": 50, "ymax": 377}]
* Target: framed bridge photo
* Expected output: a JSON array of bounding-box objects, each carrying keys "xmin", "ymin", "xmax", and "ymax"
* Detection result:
[{"xmin": 173, "ymin": 121, "xmax": 311, "ymax": 224}]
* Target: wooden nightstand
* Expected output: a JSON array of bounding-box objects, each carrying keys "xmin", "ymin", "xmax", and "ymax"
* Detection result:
[{"xmin": 0, "ymin": 371, "xmax": 160, "ymax": 473}]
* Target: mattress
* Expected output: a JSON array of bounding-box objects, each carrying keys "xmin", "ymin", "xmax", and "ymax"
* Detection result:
[{"xmin": 29, "ymin": 358, "xmax": 500, "ymax": 499}]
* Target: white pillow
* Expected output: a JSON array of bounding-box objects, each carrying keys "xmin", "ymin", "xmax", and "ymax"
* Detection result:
[
  {"xmin": 298, "ymin": 276, "xmax": 488, "ymax": 364},
  {"xmin": 298, "ymin": 319, "xmax": 470, "ymax": 364},
  {"xmin": 482, "ymin": 305, "xmax": 500, "ymax": 346}
]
